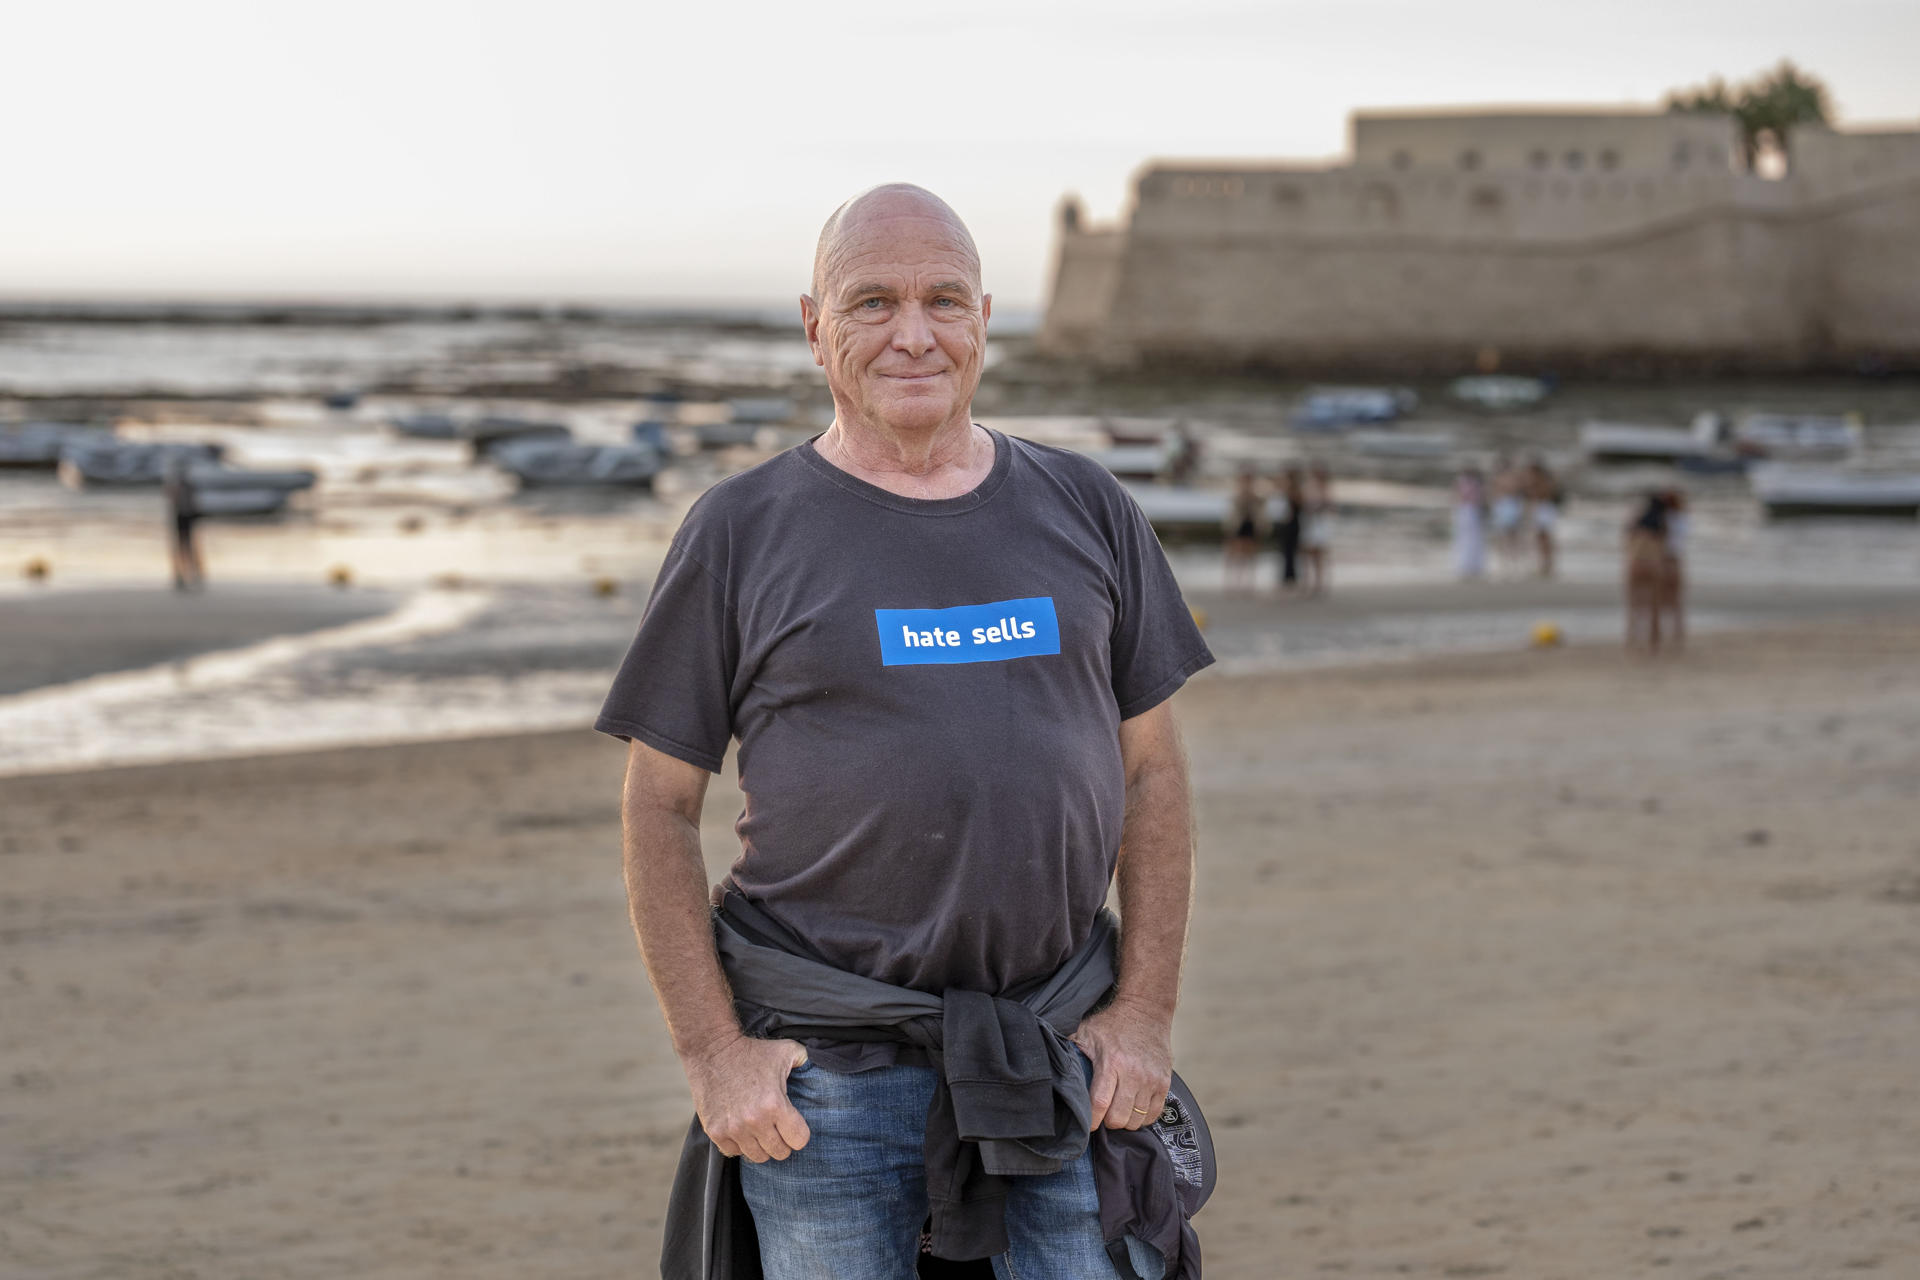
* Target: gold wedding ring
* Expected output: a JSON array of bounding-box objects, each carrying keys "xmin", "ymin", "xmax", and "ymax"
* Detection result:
[{"xmin": 1131, "ymin": 1106, "xmax": 1151, "ymax": 1115}]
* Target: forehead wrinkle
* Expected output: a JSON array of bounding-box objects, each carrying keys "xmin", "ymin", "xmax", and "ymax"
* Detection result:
[{"xmin": 811, "ymin": 186, "xmax": 981, "ymax": 302}]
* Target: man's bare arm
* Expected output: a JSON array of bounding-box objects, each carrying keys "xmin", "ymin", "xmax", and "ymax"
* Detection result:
[
  {"xmin": 620, "ymin": 739, "xmax": 810, "ymax": 1162},
  {"xmin": 1071, "ymin": 698, "xmax": 1196, "ymax": 1130}
]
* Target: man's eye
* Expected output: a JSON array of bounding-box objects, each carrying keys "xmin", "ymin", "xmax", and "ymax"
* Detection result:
[
  {"xmin": 861, "ymin": 298, "xmax": 886, "ymax": 309},
  {"xmin": 934, "ymin": 297, "xmax": 956, "ymax": 307}
]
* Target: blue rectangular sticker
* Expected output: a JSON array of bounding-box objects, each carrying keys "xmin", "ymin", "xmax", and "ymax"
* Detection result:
[{"xmin": 876, "ymin": 596, "xmax": 1061, "ymax": 667}]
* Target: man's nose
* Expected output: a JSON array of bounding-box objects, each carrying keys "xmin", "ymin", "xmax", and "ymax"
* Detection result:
[{"xmin": 890, "ymin": 302, "xmax": 936, "ymax": 357}]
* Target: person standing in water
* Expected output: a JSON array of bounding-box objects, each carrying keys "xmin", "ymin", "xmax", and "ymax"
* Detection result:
[
  {"xmin": 1524, "ymin": 457, "xmax": 1563, "ymax": 579},
  {"xmin": 162, "ymin": 454, "xmax": 204, "ymax": 591},
  {"xmin": 1274, "ymin": 465, "xmax": 1305, "ymax": 593},
  {"xmin": 1301, "ymin": 462, "xmax": 1333, "ymax": 596},
  {"xmin": 1222, "ymin": 466, "xmax": 1269, "ymax": 594},
  {"xmin": 1453, "ymin": 466, "xmax": 1488, "ymax": 580}
]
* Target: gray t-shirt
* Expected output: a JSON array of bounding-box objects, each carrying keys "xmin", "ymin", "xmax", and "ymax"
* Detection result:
[{"xmin": 596, "ymin": 429, "xmax": 1212, "ymax": 998}]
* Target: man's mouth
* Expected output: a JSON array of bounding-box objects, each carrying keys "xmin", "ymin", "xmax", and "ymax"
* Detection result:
[{"xmin": 881, "ymin": 371, "xmax": 946, "ymax": 380}]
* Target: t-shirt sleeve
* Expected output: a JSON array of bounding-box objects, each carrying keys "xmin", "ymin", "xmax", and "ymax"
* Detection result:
[
  {"xmin": 594, "ymin": 540, "xmax": 737, "ymax": 772},
  {"xmin": 1107, "ymin": 486, "xmax": 1215, "ymax": 718}
]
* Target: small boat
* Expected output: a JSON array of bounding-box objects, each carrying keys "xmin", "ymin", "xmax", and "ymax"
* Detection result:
[
  {"xmin": 58, "ymin": 440, "xmax": 224, "ymax": 487},
  {"xmin": 692, "ymin": 422, "xmax": 770, "ymax": 449},
  {"xmin": 463, "ymin": 416, "xmax": 571, "ymax": 455},
  {"xmin": 1292, "ymin": 387, "xmax": 1416, "ymax": 431},
  {"xmin": 186, "ymin": 463, "xmax": 318, "ymax": 493},
  {"xmin": 1078, "ymin": 444, "xmax": 1172, "ymax": 480},
  {"xmin": 1450, "ymin": 375, "xmax": 1549, "ymax": 410},
  {"xmin": 1734, "ymin": 413, "xmax": 1861, "ymax": 461},
  {"xmin": 631, "ymin": 420, "xmax": 670, "ymax": 452},
  {"xmin": 1122, "ymin": 485, "xmax": 1295, "ymax": 539},
  {"xmin": 1102, "ymin": 417, "xmax": 1182, "ymax": 446},
  {"xmin": 0, "ymin": 422, "xmax": 108, "ymax": 468},
  {"xmin": 492, "ymin": 439, "xmax": 662, "ymax": 488},
  {"xmin": 323, "ymin": 391, "xmax": 360, "ymax": 411},
  {"xmin": 1750, "ymin": 464, "xmax": 1920, "ymax": 518},
  {"xmin": 727, "ymin": 397, "xmax": 794, "ymax": 425},
  {"xmin": 191, "ymin": 488, "xmax": 293, "ymax": 518},
  {"xmin": 1347, "ymin": 429, "xmax": 1456, "ymax": 459},
  {"xmin": 1581, "ymin": 413, "xmax": 1730, "ymax": 465},
  {"xmin": 390, "ymin": 412, "xmax": 462, "ymax": 440}
]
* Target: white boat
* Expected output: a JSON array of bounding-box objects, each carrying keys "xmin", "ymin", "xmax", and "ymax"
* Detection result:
[
  {"xmin": 492, "ymin": 439, "xmax": 662, "ymax": 488},
  {"xmin": 186, "ymin": 463, "xmax": 317, "ymax": 493},
  {"xmin": 1292, "ymin": 387, "xmax": 1416, "ymax": 431},
  {"xmin": 1079, "ymin": 444, "xmax": 1172, "ymax": 480},
  {"xmin": 1581, "ymin": 413, "xmax": 1729, "ymax": 465},
  {"xmin": 1734, "ymin": 413, "xmax": 1861, "ymax": 461},
  {"xmin": 0, "ymin": 422, "xmax": 109, "ymax": 468},
  {"xmin": 1750, "ymin": 464, "xmax": 1920, "ymax": 518},
  {"xmin": 58, "ymin": 440, "xmax": 224, "ymax": 487},
  {"xmin": 1102, "ymin": 416, "xmax": 1183, "ymax": 446},
  {"xmin": 1450, "ymin": 375, "xmax": 1549, "ymax": 410},
  {"xmin": 1347, "ymin": 429, "xmax": 1456, "ymax": 459}
]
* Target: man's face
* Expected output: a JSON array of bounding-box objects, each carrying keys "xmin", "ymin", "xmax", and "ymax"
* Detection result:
[{"xmin": 803, "ymin": 208, "xmax": 990, "ymax": 437}]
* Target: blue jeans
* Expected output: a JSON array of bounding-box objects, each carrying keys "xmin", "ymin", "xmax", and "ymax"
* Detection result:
[{"xmin": 738, "ymin": 1060, "xmax": 1166, "ymax": 1280}]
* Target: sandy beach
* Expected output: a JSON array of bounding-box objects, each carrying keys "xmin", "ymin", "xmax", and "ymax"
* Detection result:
[{"xmin": 6, "ymin": 614, "xmax": 1920, "ymax": 1278}]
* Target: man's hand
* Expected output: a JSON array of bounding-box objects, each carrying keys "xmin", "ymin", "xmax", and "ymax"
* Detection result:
[
  {"xmin": 684, "ymin": 1034, "xmax": 813, "ymax": 1162},
  {"xmin": 1072, "ymin": 998, "xmax": 1173, "ymax": 1131}
]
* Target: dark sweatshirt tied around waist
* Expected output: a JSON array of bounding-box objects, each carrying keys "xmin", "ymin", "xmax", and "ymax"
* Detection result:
[{"xmin": 658, "ymin": 891, "xmax": 1201, "ymax": 1279}]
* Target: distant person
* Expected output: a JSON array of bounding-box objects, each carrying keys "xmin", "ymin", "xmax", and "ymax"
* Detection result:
[
  {"xmin": 1624, "ymin": 491, "xmax": 1672, "ymax": 653},
  {"xmin": 1166, "ymin": 420, "xmax": 1201, "ymax": 484},
  {"xmin": 1524, "ymin": 457, "xmax": 1563, "ymax": 579},
  {"xmin": 1659, "ymin": 487, "xmax": 1689, "ymax": 649},
  {"xmin": 1302, "ymin": 462, "xmax": 1333, "ymax": 596},
  {"xmin": 1222, "ymin": 466, "xmax": 1269, "ymax": 594},
  {"xmin": 1274, "ymin": 465, "xmax": 1305, "ymax": 591},
  {"xmin": 1489, "ymin": 456, "xmax": 1526, "ymax": 578},
  {"xmin": 162, "ymin": 455, "xmax": 204, "ymax": 591},
  {"xmin": 1453, "ymin": 466, "xmax": 1488, "ymax": 580}
]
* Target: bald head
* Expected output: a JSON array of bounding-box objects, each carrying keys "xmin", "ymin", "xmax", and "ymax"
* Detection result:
[{"xmin": 810, "ymin": 184, "xmax": 981, "ymax": 304}]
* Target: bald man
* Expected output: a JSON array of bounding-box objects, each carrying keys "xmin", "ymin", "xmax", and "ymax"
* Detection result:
[{"xmin": 598, "ymin": 186, "xmax": 1211, "ymax": 1279}]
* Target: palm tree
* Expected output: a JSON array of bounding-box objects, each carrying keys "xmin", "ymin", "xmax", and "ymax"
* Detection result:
[{"xmin": 1665, "ymin": 61, "xmax": 1832, "ymax": 170}]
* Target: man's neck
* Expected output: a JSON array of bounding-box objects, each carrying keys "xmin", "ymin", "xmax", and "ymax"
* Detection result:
[{"xmin": 815, "ymin": 415, "xmax": 993, "ymax": 501}]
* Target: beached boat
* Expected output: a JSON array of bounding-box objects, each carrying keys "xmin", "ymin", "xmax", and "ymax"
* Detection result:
[
  {"xmin": 1102, "ymin": 416, "xmax": 1183, "ymax": 446},
  {"xmin": 0, "ymin": 422, "xmax": 109, "ymax": 468},
  {"xmin": 1450, "ymin": 375, "xmax": 1549, "ymax": 410},
  {"xmin": 463, "ymin": 416, "xmax": 571, "ymax": 455},
  {"xmin": 1749, "ymin": 464, "xmax": 1920, "ymax": 518},
  {"xmin": 1580, "ymin": 413, "xmax": 1731, "ymax": 465},
  {"xmin": 1078, "ymin": 444, "xmax": 1172, "ymax": 480},
  {"xmin": 727, "ymin": 397, "xmax": 794, "ymax": 425},
  {"xmin": 57, "ymin": 440, "xmax": 225, "ymax": 487},
  {"xmin": 692, "ymin": 422, "xmax": 772, "ymax": 449},
  {"xmin": 1734, "ymin": 413, "xmax": 1861, "ymax": 461},
  {"xmin": 191, "ymin": 488, "xmax": 294, "ymax": 518},
  {"xmin": 186, "ymin": 463, "xmax": 318, "ymax": 493},
  {"xmin": 1292, "ymin": 387, "xmax": 1416, "ymax": 431},
  {"xmin": 491, "ymin": 439, "xmax": 662, "ymax": 488},
  {"xmin": 1347, "ymin": 429, "xmax": 1456, "ymax": 459},
  {"xmin": 389, "ymin": 412, "xmax": 462, "ymax": 440}
]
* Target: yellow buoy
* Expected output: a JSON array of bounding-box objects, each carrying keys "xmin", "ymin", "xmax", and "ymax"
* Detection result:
[
  {"xmin": 1189, "ymin": 606, "xmax": 1209, "ymax": 631},
  {"xmin": 327, "ymin": 565, "xmax": 354, "ymax": 589},
  {"xmin": 1531, "ymin": 620, "xmax": 1563, "ymax": 648},
  {"xmin": 23, "ymin": 557, "xmax": 50, "ymax": 582},
  {"xmin": 593, "ymin": 576, "xmax": 619, "ymax": 598}
]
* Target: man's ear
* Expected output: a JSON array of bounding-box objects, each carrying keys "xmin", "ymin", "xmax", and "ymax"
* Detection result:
[
  {"xmin": 800, "ymin": 294, "xmax": 826, "ymax": 368},
  {"xmin": 982, "ymin": 293, "xmax": 992, "ymax": 327}
]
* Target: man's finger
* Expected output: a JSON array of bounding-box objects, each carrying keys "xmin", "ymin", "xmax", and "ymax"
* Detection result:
[
  {"xmin": 774, "ymin": 1100, "xmax": 812, "ymax": 1154},
  {"xmin": 1087, "ymin": 1058, "xmax": 1119, "ymax": 1131}
]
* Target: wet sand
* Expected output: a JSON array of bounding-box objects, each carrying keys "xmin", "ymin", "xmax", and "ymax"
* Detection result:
[
  {"xmin": 5, "ymin": 619, "xmax": 1920, "ymax": 1277},
  {"xmin": 0, "ymin": 585, "xmax": 399, "ymax": 696}
]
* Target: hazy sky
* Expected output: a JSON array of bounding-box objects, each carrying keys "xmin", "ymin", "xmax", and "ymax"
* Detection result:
[{"xmin": 7, "ymin": 0, "xmax": 1915, "ymax": 308}]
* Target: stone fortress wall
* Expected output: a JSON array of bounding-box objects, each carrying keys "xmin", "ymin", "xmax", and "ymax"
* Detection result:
[{"xmin": 1040, "ymin": 107, "xmax": 1920, "ymax": 372}]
